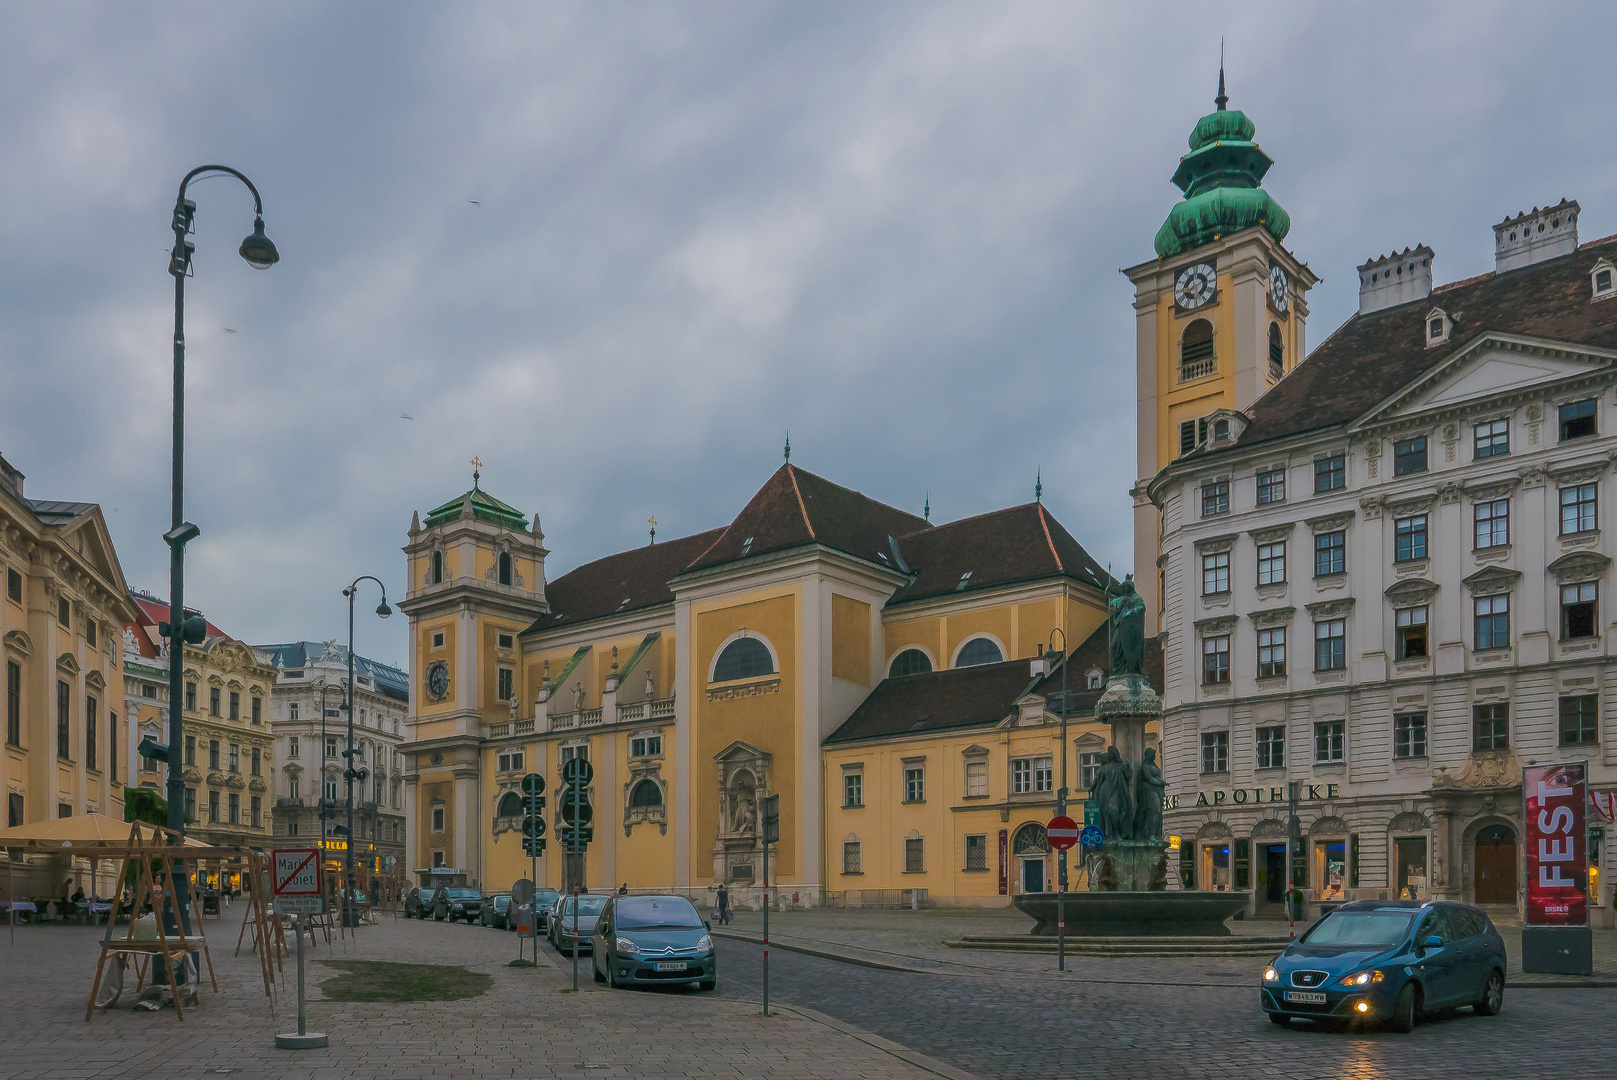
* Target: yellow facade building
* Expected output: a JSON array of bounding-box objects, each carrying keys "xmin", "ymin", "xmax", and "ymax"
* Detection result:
[{"xmin": 402, "ymin": 463, "xmax": 1160, "ymax": 905}]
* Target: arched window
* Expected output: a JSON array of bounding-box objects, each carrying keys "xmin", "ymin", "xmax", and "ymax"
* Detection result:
[
  {"xmin": 954, "ymin": 637, "xmax": 1004, "ymax": 668},
  {"xmin": 1268, "ymin": 322, "xmax": 1284, "ymax": 373},
  {"xmin": 1013, "ymin": 822, "xmax": 1050, "ymax": 855},
  {"xmin": 430, "ymin": 551, "xmax": 443, "ymax": 585},
  {"xmin": 712, "ymin": 637, "xmax": 775, "ymax": 682},
  {"xmin": 630, "ymin": 779, "xmax": 663, "ymax": 808},
  {"xmin": 888, "ymin": 649, "xmax": 933, "ymax": 678},
  {"xmin": 496, "ymin": 791, "xmax": 523, "ymax": 817},
  {"xmin": 1179, "ymin": 319, "xmax": 1215, "ymax": 380},
  {"xmin": 497, "ymin": 551, "xmax": 512, "ymax": 586}
]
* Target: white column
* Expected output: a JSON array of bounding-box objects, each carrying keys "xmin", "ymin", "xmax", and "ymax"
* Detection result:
[
  {"xmin": 673, "ymin": 599, "xmax": 693, "ymax": 887},
  {"xmin": 458, "ymin": 602, "xmax": 476, "ymax": 715},
  {"xmin": 454, "ymin": 773, "xmax": 472, "ymax": 880},
  {"xmin": 799, "ymin": 581, "xmax": 824, "ymax": 892},
  {"xmin": 403, "ymin": 777, "xmax": 418, "ymax": 870}
]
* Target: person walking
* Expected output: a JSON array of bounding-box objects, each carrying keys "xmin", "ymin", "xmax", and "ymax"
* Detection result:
[{"xmin": 716, "ymin": 883, "xmax": 731, "ymax": 925}]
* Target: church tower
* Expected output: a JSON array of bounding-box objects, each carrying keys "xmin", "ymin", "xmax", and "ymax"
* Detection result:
[
  {"xmin": 399, "ymin": 462, "xmax": 548, "ymax": 878},
  {"xmin": 1124, "ymin": 71, "xmax": 1317, "ymax": 632}
]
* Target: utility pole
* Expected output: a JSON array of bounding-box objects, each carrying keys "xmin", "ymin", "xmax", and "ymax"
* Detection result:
[{"xmin": 760, "ymin": 794, "xmax": 779, "ymax": 1016}]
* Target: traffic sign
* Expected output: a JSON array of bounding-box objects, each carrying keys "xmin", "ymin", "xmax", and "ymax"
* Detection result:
[
  {"xmin": 1046, "ymin": 816, "xmax": 1079, "ymax": 851},
  {"xmin": 561, "ymin": 758, "xmax": 594, "ymax": 786},
  {"xmin": 272, "ymin": 848, "xmax": 322, "ymax": 897},
  {"xmin": 1079, "ymin": 824, "xmax": 1104, "ymax": 850},
  {"xmin": 559, "ymin": 791, "xmax": 593, "ymax": 827},
  {"xmin": 521, "ymin": 772, "xmax": 546, "ymax": 797},
  {"xmin": 276, "ymin": 896, "xmax": 326, "ymax": 915},
  {"xmin": 522, "ymin": 815, "xmax": 547, "ymax": 838},
  {"xmin": 511, "ymin": 879, "xmax": 535, "ymax": 905}
]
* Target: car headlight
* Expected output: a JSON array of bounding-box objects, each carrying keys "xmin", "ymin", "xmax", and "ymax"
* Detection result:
[
  {"xmin": 697, "ymin": 935, "xmax": 713, "ymax": 952},
  {"xmin": 1263, "ymin": 967, "xmax": 1280, "ymax": 983},
  {"xmin": 616, "ymin": 938, "xmax": 640, "ymax": 955},
  {"xmin": 1339, "ymin": 970, "xmax": 1384, "ymax": 986}
]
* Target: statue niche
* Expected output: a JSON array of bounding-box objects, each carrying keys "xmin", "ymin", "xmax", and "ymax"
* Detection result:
[{"xmin": 713, "ymin": 741, "xmax": 771, "ymax": 886}]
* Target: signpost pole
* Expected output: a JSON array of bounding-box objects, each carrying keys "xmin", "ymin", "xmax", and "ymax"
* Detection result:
[
  {"xmin": 571, "ymin": 884, "xmax": 580, "ymax": 992},
  {"xmin": 761, "ymin": 833, "xmax": 770, "ymax": 1017},
  {"xmin": 273, "ymin": 849, "xmax": 328, "ymax": 1050},
  {"xmin": 295, "ymin": 914, "xmax": 307, "ymax": 1036}
]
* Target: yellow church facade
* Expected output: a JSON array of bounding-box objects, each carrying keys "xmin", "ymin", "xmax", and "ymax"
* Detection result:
[{"xmin": 401, "ymin": 463, "xmax": 1160, "ymax": 906}]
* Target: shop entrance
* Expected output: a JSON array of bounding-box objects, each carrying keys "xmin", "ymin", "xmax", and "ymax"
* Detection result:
[
  {"xmin": 1474, "ymin": 825, "xmax": 1518, "ymax": 905},
  {"xmin": 1021, "ymin": 858, "xmax": 1046, "ymax": 893},
  {"xmin": 1315, "ymin": 840, "xmax": 1347, "ymax": 902},
  {"xmin": 1262, "ymin": 844, "xmax": 1287, "ymax": 903},
  {"xmin": 1200, "ymin": 844, "xmax": 1231, "ymax": 891},
  {"xmin": 1395, "ymin": 837, "xmax": 1429, "ymax": 900},
  {"xmin": 1013, "ymin": 823, "xmax": 1050, "ymax": 895}
]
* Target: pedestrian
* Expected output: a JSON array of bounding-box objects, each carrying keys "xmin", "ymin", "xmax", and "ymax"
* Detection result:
[
  {"xmin": 618, "ymin": 883, "xmax": 628, "ymax": 896},
  {"xmin": 716, "ymin": 883, "xmax": 731, "ymax": 925}
]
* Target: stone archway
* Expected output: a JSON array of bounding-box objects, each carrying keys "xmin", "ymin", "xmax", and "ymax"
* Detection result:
[{"xmin": 1013, "ymin": 823, "xmax": 1049, "ymax": 894}]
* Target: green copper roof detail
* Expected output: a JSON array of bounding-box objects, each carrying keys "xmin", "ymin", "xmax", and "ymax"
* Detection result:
[
  {"xmin": 423, "ymin": 483, "xmax": 528, "ymax": 530},
  {"xmin": 1154, "ymin": 76, "xmax": 1289, "ymax": 258}
]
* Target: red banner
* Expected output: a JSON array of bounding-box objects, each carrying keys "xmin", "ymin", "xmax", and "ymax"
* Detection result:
[
  {"xmin": 1524, "ymin": 762, "xmax": 1588, "ymax": 927},
  {"xmin": 998, "ymin": 828, "xmax": 1008, "ymax": 896}
]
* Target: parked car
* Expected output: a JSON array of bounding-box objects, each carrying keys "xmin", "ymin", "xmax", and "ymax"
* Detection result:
[
  {"xmin": 533, "ymin": 888, "xmax": 559, "ymax": 931},
  {"xmin": 592, "ymin": 894, "xmax": 716, "ymax": 991},
  {"xmin": 549, "ymin": 893, "xmax": 606, "ymax": 954},
  {"xmin": 424, "ymin": 886, "xmax": 485, "ymax": 923},
  {"xmin": 1261, "ymin": 900, "xmax": 1507, "ymax": 1032},
  {"xmin": 404, "ymin": 889, "xmax": 422, "ymax": 918},
  {"xmin": 480, "ymin": 893, "xmax": 513, "ymax": 929}
]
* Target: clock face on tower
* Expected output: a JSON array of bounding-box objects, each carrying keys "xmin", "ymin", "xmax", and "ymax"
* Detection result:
[
  {"xmin": 1269, "ymin": 265, "xmax": 1290, "ymax": 313},
  {"xmin": 426, "ymin": 661, "xmax": 450, "ymax": 700},
  {"xmin": 1174, "ymin": 262, "xmax": 1217, "ymax": 312}
]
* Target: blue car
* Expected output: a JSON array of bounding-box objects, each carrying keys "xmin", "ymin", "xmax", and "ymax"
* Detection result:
[
  {"xmin": 592, "ymin": 894, "xmax": 717, "ymax": 991},
  {"xmin": 1261, "ymin": 900, "xmax": 1507, "ymax": 1032}
]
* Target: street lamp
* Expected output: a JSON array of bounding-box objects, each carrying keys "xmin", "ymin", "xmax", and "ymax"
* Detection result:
[
  {"xmin": 341, "ymin": 576, "xmax": 391, "ymax": 927},
  {"xmin": 160, "ymin": 166, "xmax": 277, "ymax": 951},
  {"xmin": 1044, "ymin": 628, "xmax": 1072, "ymax": 973}
]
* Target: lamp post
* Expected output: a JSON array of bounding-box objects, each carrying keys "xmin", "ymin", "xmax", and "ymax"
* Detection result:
[
  {"xmin": 1045, "ymin": 628, "xmax": 1070, "ymax": 972},
  {"xmin": 161, "ymin": 166, "xmax": 278, "ymax": 953},
  {"xmin": 342, "ymin": 577, "xmax": 391, "ymax": 927}
]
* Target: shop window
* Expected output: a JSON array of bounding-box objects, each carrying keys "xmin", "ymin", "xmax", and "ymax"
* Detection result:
[
  {"xmin": 1256, "ymin": 726, "xmax": 1285, "ymax": 769},
  {"xmin": 1256, "ymin": 468, "xmax": 1285, "ymax": 505},
  {"xmin": 1204, "ymin": 843, "xmax": 1231, "ymax": 891},
  {"xmin": 1474, "ymin": 594, "xmax": 1510, "ymax": 650},
  {"xmin": 1201, "ymin": 636, "xmax": 1230, "ymax": 685},
  {"xmin": 1394, "ymin": 515, "xmax": 1427, "ymax": 562},
  {"xmin": 1474, "ymin": 418, "xmax": 1509, "ymax": 459},
  {"xmin": 1395, "ymin": 837, "xmax": 1428, "ymax": 900},
  {"xmin": 1314, "ymin": 454, "xmax": 1345, "ymax": 493},
  {"xmin": 1256, "ymin": 628, "xmax": 1286, "ymax": 677},
  {"xmin": 1393, "ymin": 436, "xmax": 1428, "ymax": 476},
  {"xmin": 844, "ymin": 771, "xmax": 864, "ymax": 807},
  {"xmin": 1201, "ymin": 552, "xmax": 1230, "ymax": 595},
  {"xmin": 843, "ymin": 841, "xmax": 862, "ymax": 875},
  {"xmin": 1314, "ymin": 620, "xmax": 1346, "ymax": 671},
  {"xmin": 1396, "ymin": 606, "xmax": 1429, "ymax": 660},
  {"xmin": 1256, "ymin": 542, "xmax": 1286, "ymax": 585},
  {"xmin": 888, "ymin": 648, "xmax": 932, "ymax": 677},
  {"xmin": 1560, "ymin": 483, "xmax": 1597, "ymax": 535},
  {"xmin": 1472, "ymin": 703, "xmax": 1510, "ymax": 750},
  {"xmin": 903, "ymin": 766, "xmax": 925, "ymax": 803},
  {"xmin": 965, "ymin": 834, "xmax": 987, "ymax": 871},
  {"xmin": 1560, "ymin": 398, "xmax": 1598, "ymax": 441},
  {"xmin": 1314, "ymin": 720, "xmax": 1345, "ymax": 763},
  {"xmin": 1314, "ymin": 531, "xmax": 1345, "ymax": 577},
  {"xmin": 1200, "ymin": 731, "xmax": 1228, "ymax": 774},
  {"xmin": 1559, "ymin": 694, "xmax": 1599, "ymax": 746},
  {"xmin": 1316, "ymin": 840, "xmax": 1347, "ymax": 901},
  {"xmin": 954, "ymin": 637, "xmax": 1003, "ymax": 667},
  {"xmin": 1201, "ymin": 480, "xmax": 1229, "ymax": 517},
  {"xmin": 1394, "ymin": 712, "xmax": 1428, "ymax": 758},
  {"xmin": 1561, "ymin": 582, "xmax": 1598, "ymax": 639}
]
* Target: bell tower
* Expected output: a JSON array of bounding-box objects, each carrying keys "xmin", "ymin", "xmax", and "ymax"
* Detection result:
[{"xmin": 1124, "ymin": 70, "xmax": 1317, "ymax": 632}]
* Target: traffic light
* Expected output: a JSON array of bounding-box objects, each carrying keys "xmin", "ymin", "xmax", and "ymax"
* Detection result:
[
  {"xmin": 157, "ymin": 614, "xmax": 208, "ymax": 646},
  {"xmin": 559, "ymin": 790, "xmax": 594, "ymax": 828},
  {"xmin": 137, "ymin": 737, "xmax": 170, "ymax": 764},
  {"xmin": 522, "ymin": 815, "xmax": 547, "ymax": 839},
  {"xmin": 762, "ymin": 794, "xmax": 780, "ymax": 845}
]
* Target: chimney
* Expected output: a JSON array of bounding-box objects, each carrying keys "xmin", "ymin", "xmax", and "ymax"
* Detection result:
[
  {"xmin": 0, "ymin": 453, "xmax": 22, "ymax": 499},
  {"xmin": 1494, "ymin": 199, "xmax": 1579, "ymax": 273},
  {"xmin": 1357, "ymin": 245, "xmax": 1435, "ymax": 315}
]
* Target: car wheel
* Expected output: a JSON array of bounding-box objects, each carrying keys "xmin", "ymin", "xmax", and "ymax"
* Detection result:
[
  {"xmin": 1388, "ymin": 982, "xmax": 1418, "ymax": 1033},
  {"xmin": 1268, "ymin": 1013, "xmax": 1290, "ymax": 1026},
  {"xmin": 1474, "ymin": 970, "xmax": 1504, "ymax": 1016},
  {"xmin": 593, "ymin": 960, "xmax": 606, "ymax": 984},
  {"xmin": 606, "ymin": 961, "xmax": 618, "ymax": 989}
]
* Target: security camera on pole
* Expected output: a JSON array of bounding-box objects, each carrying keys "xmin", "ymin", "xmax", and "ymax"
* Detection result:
[{"xmin": 560, "ymin": 757, "xmax": 594, "ymax": 991}]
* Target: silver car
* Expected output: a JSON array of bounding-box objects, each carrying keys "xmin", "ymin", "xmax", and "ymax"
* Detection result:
[{"xmin": 549, "ymin": 893, "xmax": 606, "ymax": 955}]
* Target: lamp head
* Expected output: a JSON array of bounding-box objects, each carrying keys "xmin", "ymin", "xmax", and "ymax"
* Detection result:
[
  {"xmin": 376, "ymin": 600, "xmax": 392, "ymax": 619},
  {"xmin": 238, "ymin": 216, "xmax": 279, "ymax": 269}
]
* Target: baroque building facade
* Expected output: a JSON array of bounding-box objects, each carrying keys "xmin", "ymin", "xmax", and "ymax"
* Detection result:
[
  {"xmin": 400, "ymin": 464, "xmax": 1148, "ymax": 905},
  {"xmin": 255, "ymin": 639, "xmax": 409, "ymax": 877}
]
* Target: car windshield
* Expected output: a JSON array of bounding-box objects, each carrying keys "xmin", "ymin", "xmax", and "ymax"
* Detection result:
[
  {"xmin": 535, "ymin": 890, "xmax": 559, "ymax": 903},
  {"xmin": 614, "ymin": 896, "xmax": 703, "ymax": 929},
  {"xmin": 1303, "ymin": 911, "xmax": 1416, "ymax": 947},
  {"xmin": 560, "ymin": 896, "xmax": 607, "ymax": 916},
  {"xmin": 446, "ymin": 889, "xmax": 481, "ymax": 900}
]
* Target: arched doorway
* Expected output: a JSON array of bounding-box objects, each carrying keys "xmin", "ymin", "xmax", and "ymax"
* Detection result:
[
  {"xmin": 1474, "ymin": 824, "xmax": 1518, "ymax": 905},
  {"xmin": 1013, "ymin": 823, "xmax": 1049, "ymax": 893}
]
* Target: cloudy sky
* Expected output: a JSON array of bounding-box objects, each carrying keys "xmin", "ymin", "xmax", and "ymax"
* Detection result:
[{"xmin": 4, "ymin": 2, "xmax": 1615, "ymax": 670}]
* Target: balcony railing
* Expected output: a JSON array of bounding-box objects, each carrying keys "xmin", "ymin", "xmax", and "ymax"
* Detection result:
[
  {"xmin": 277, "ymin": 796, "xmax": 304, "ymax": 807},
  {"xmin": 1178, "ymin": 356, "xmax": 1216, "ymax": 383}
]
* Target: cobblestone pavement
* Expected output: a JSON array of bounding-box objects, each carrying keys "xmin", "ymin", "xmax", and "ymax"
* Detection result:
[
  {"xmin": 0, "ymin": 917, "xmax": 955, "ymax": 1080},
  {"xmin": 713, "ymin": 914, "xmax": 1617, "ymax": 1080}
]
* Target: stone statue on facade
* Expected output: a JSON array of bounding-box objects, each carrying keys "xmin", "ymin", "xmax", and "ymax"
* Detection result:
[
  {"xmin": 645, "ymin": 671, "xmax": 656, "ymax": 701},
  {"xmin": 572, "ymin": 682, "xmax": 584, "ymax": 713},
  {"xmin": 730, "ymin": 789, "xmax": 756, "ymax": 834},
  {"xmin": 1092, "ymin": 746, "xmax": 1135, "ymax": 842},
  {"xmin": 1132, "ymin": 748, "xmax": 1167, "ymax": 841},
  {"xmin": 1106, "ymin": 575, "xmax": 1147, "ymax": 679}
]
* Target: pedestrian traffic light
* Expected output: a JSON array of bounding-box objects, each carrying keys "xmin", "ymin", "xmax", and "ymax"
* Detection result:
[
  {"xmin": 761, "ymin": 794, "xmax": 780, "ymax": 845},
  {"xmin": 560, "ymin": 790, "xmax": 593, "ymax": 828},
  {"xmin": 522, "ymin": 815, "xmax": 547, "ymax": 839}
]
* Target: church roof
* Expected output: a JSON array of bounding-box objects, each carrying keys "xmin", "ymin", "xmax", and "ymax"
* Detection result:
[
  {"xmin": 683, "ymin": 464, "xmax": 930, "ymax": 574},
  {"xmin": 523, "ymin": 527, "xmax": 727, "ymax": 634},
  {"xmin": 1209, "ymin": 231, "xmax": 1617, "ymax": 455},
  {"xmin": 423, "ymin": 482, "xmax": 528, "ymax": 531},
  {"xmin": 887, "ymin": 503, "xmax": 1112, "ymax": 606}
]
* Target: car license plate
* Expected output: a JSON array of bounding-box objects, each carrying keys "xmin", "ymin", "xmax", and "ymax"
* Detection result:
[
  {"xmin": 654, "ymin": 961, "xmax": 688, "ymax": 972},
  {"xmin": 1284, "ymin": 991, "xmax": 1326, "ymax": 1004}
]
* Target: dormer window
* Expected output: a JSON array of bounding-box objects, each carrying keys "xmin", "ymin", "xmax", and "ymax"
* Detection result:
[
  {"xmin": 1086, "ymin": 669, "xmax": 1104, "ymax": 690},
  {"xmin": 1593, "ymin": 259, "xmax": 1616, "ymax": 301},
  {"xmin": 1424, "ymin": 307, "xmax": 1451, "ymax": 348}
]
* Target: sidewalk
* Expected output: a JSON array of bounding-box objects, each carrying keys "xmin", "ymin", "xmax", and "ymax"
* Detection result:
[
  {"xmin": 717, "ymin": 906, "xmax": 1617, "ymax": 988},
  {"xmin": 0, "ymin": 918, "xmax": 972, "ymax": 1080}
]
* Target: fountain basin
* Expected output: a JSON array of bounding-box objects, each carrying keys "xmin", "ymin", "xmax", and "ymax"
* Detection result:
[{"xmin": 1012, "ymin": 891, "xmax": 1251, "ymax": 936}]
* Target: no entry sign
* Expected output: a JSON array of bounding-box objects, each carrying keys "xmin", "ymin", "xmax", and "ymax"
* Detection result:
[
  {"xmin": 273, "ymin": 848, "xmax": 322, "ymax": 897},
  {"xmin": 1046, "ymin": 816, "xmax": 1079, "ymax": 851}
]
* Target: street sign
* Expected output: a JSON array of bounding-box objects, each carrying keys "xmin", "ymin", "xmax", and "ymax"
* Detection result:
[
  {"xmin": 276, "ymin": 896, "xmax": 326, "ymax": 915},
  {"xmin": 382, "ymin": 855, "xmax": 396, "ymax": 874},
  {"xmin": 1079, "ymin": 825, "xmax": 1104, "ymax": 850},
  {"xmin": 272, "ymin": 848, "xmax": 322, "ymax": 897},
  {"xmin": 521, "ymin": 772, "xmax": 546, "ymax": 797},
  {"xmin": 522, "ymin": 815, "xmax": 547, "ymax": 838},
  {"xmin": 561, "ymin": 758, "xmax": 594, "ymax": 786},
  {"xmin": 1046, "ymin": 816, "xmax": 1079, "ymax": 851},
  {"xmin": 761, "ymin": 794, "xmax": 780, "ymax": 844},
  {"xmin": 523, "ymin": 838, "xmax": 547, "ymax": 856},
  {"xmin": 559, "ymin": 791, "xmax": 593, "ymax": 827},
  {"xmin": 511, "ymin": 879, "xmax": 535, "ymax": 906}
]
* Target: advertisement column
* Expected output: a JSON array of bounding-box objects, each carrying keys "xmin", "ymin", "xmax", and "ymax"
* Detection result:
[{"xmin": 1522, "ymin": 762, "xmax": 1593, "ymax": 975}]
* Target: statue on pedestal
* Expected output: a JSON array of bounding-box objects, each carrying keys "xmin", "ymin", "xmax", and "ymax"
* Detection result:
[
  {"xmin": 1091, "ymin": 746, "xmax": 1134, "ymax": 842},
  {"xmin": 1106, "ymin": 575, "xmax": 1147, "ymax": 679},
  {"xmin": 1133, "ymin": 748, "xmax": 1167, "ymax": 841}
]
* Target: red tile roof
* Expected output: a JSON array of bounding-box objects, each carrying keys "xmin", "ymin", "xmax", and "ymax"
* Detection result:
[
  {"xmin": 888, "ymin": 503, "xmax": 1111, "ymax": 606},
  {"xmin": 125, "ymin": 592, "xmax": 233, "ymax": 656},
  {"xmin": 523, "ymin": 528, "xmax": 727, "ymax": 634}
]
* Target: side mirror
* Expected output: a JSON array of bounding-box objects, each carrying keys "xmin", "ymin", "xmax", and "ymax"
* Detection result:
[
  {"xmin": 1422, "ymin": 935, "xmax": 1444, "ymax": 950},
  {"xmin": 704, "ymin": 920, "xmax": 712, "ymax": 930}
]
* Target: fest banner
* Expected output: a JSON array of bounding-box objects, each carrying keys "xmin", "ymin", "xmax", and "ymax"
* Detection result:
[{"xmin": 1524, "ymin": 762, "xmax": 1588, "ymax": 927}]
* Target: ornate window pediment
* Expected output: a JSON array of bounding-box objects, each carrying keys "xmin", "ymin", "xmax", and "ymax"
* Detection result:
[
  {"xmin": 1194, "ymin": 533, "xmax": 1239, "ymax": 554},
  {"xmin": 1464, "ymin": 476, "xmax": 1520, "ymax": 502},
  {"xmin": 1309, "ymin": 815, "xmax": 1350, "ymax": 837},
  {"xmin": 1248, "ymin": 523, "xmax": 1295, "ymax": 544},
  {"xmin": 1194, "ymin": 615, "xmax": 1239, "ymax": 636},
  {"xmin": 1548, "ymin": 457, "xmax": 1613, "ymax": 486},
  {"xmin": 1462, "ymin": 566, "xmax": 1522, "ymax": 596},
  {"xmin": 1306, "ymin": 511, "xmax": 1355, "ymax": 534},
  {"xmin": 4, "ymin": 630, "xmax": 32, "ymax": 657},
  {"xmin": 1384, "ymin": 578, "xmax": 1439, "ymax": 606},
  {"xmin": 57, "ymin": 652, "xmax": 80, "ymax": 674},
  {"xmin": 1305, "ymin": 598, "xmax": 1356, "ymax": 620},
  {"xmin": 1247, "ymin": 606, "xmax": 1295, "ymax": 628},
  {"xmin": 1389, "ymin": 811, "xmax": 1432, "ymax": 833},
  {"xmin": 1548, "ymin": 550, "xmax": 1612, "ymax": 584},
  {"xmin": 84, "ymin": 670, "xmax": 106, "ymax": 690}
]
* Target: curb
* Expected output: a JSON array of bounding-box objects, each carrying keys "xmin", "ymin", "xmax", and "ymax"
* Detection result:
[
  {"xmin": 711, "ymin": 928, "xmax": 933, "ymax": 973},
  {"xmin": 1512, "ymin": 979, "xmax": 1617, "ymax": 989},
  {"xmin": 777, "ymin": 1003, "xmax": 985, "ymax": 1080}
]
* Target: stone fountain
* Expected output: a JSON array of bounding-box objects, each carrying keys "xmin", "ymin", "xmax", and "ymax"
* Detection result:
[{"xmin": 1013, "ymin": 576, "xmax": 1249, "ymax": 936}]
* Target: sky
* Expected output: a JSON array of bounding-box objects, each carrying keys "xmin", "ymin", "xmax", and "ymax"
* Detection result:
[{"xmin": 4, "ymin": 2, "xmax": 1616, "ymax": 672}]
